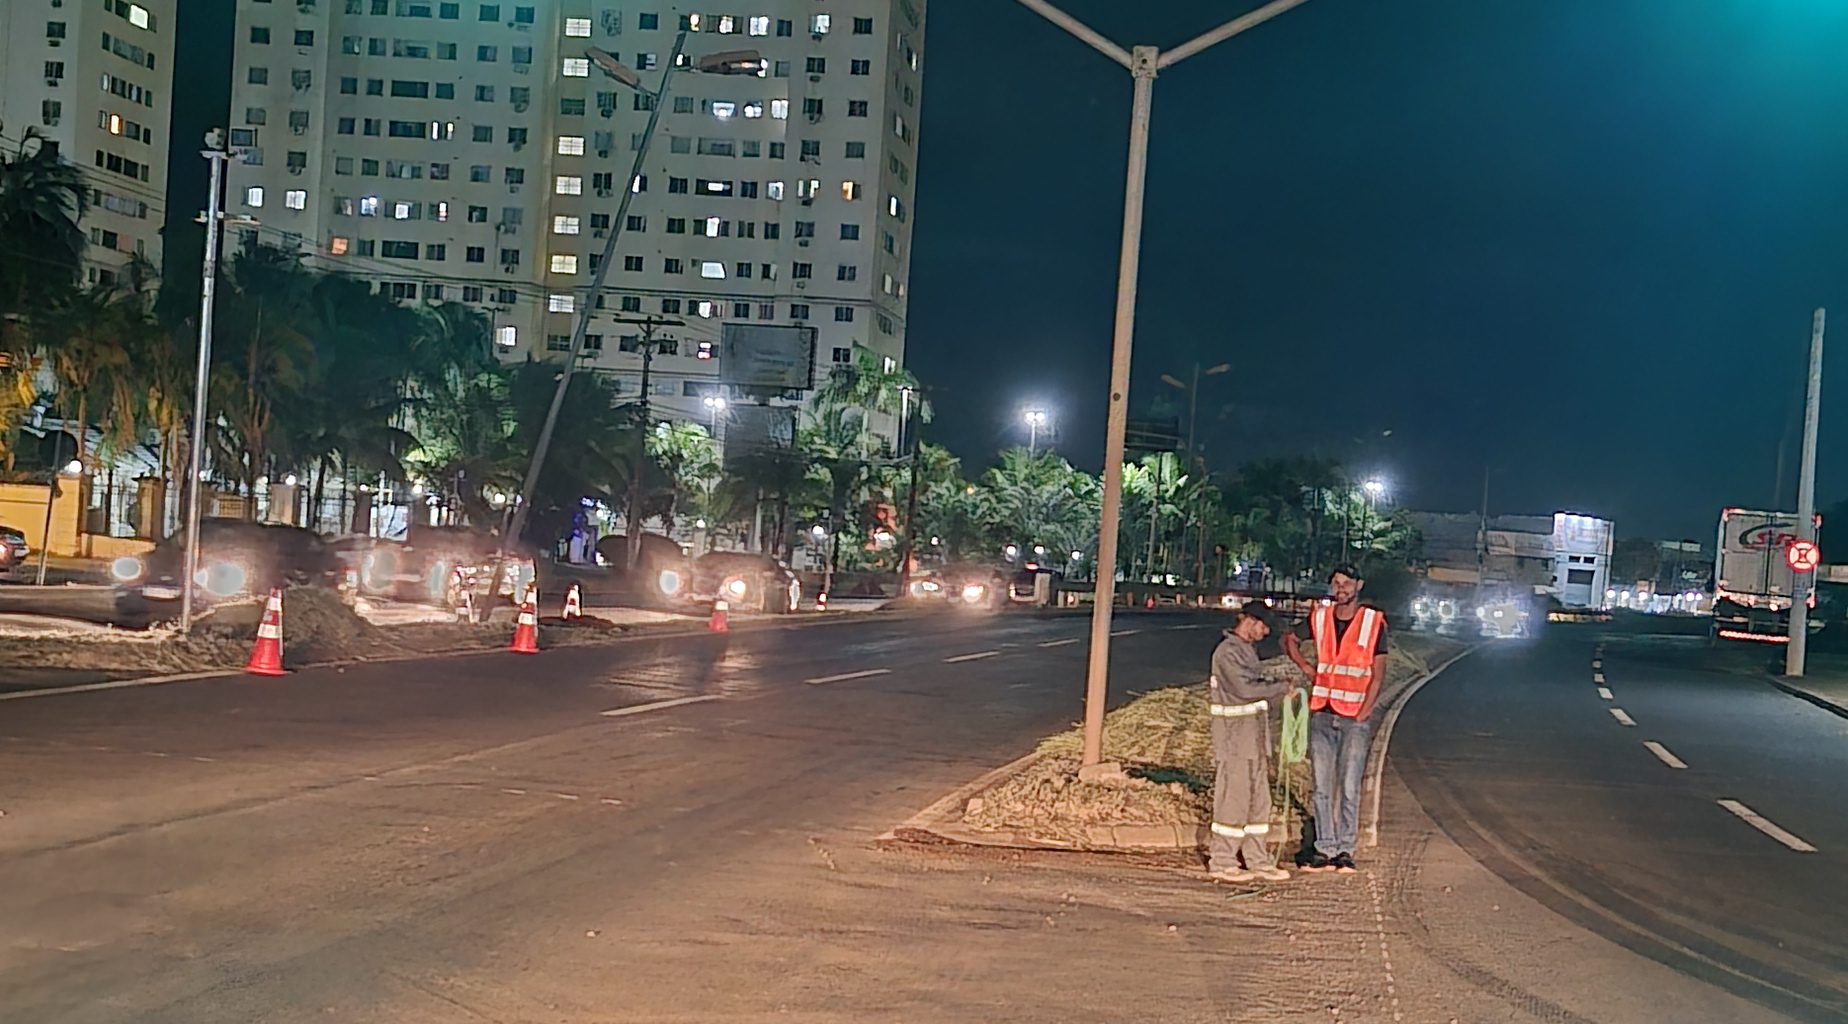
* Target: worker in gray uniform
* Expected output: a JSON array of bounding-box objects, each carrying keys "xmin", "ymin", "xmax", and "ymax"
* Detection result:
[{"xmin": 1207, "ymin": 602, "xmax": 1294, "ymax": 882}]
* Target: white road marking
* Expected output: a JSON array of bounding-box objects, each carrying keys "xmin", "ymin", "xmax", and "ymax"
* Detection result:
[
  {"xmin": 501, "ymin": 788, "xmax": 527, "ymax": 796},
  {"xmin": 599, "ymin": 797, "xmax": 623, "ymax": 806},
  {"xmin": 1593, "ymin": 671, "xmax": 1605, "ymax": 684},
  {"xmin": 1110, "ymin": 629, "xmax": 1141, "ymax": 637},
  {"xmin": 1642, "ymin": 741, "xmax": 1687, "ymax": 769},
  {"xmin": 599, "ymin": 694, "xmax": 722, "ymax": 717},
  {"xmin": 0, "ymin": 669, "xmax": 237, "ymax": 702},
  {"xmin": 1037, "ymin": 637, "xmax": 1081, "ymax": 648},
  {"xmin": 1718, "ymin": 799, "xmax": 1817, "ymax": 853},
  {"xmin": 1608, "ymin": 707, "xmax": 1636, "ymax": 726},
  {"xmin": 552, "ymin": 792, "xmax": 581, "ymax": 801},
  {"xmin": 943, "ymin": 650, "xmax": 999, "ymax": 663},
  {"xmin": 805, "ymin": 668, "xmax": 891, "ymax": 686},
  {"xmin": 1592, "ymin": 659, "xmax": 1602, "ymax": 669},
  {"xmin": 1597, "ymin": 687, "xmax": 1614, "ymax": 700}
]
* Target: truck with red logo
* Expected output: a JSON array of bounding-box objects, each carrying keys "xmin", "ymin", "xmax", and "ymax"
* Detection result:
[{"xmin": 1711, "ymin": 508, "xmax": 1821, "ymax": 643}]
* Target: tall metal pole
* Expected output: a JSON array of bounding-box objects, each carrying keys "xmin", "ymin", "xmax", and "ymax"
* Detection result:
[
  {"xmin": 503, "ymin": 31, "xmax": 687, "ymax": 555},
  {"xmin": 625, "ymin": 320, "xmax": 659, "ymax": 570},
  {"xmin": 897, "ymin": 387, "xmax": 922, "ymax": 598},
  {"xmin": 180, "ymin": 135, "xmax": 229, "ymax": 634},
  {"xmin": 1786, "ymin": 308, "xmax": 1825, "ymax": 676},
  {"xmin": 1013, "ymin": 0, "xmax": 1319, "ymax": 772},
  {"xmin": 1027, "ymin": 417, "xmax": 1039, "ymax": 455}
]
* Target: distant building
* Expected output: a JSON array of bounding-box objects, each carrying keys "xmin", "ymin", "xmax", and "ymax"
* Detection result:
[
  {"xmin": 221, "ymin": 0, "xmax": 925, "ymax": 431},
  {"xmin": 0, "ymin": 0, "xmax": 177, "ymax": 286},
  {"xmin": 1406, "ymin": 509, "xmax": 1613, "ymax": 609}
]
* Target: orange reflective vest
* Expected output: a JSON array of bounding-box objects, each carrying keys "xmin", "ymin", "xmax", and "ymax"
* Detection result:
[{"xmin": 1309, "ymin": 603, "xmax": 1385, "ymax": 718}]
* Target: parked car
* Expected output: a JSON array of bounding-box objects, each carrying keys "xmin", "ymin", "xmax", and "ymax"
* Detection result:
[
  {"xmin": 689, "ymin": 551, "xmax": 800, "ymax": 613},
  {"xmin": 113, "ymin": 519, "xmax": 350, "ymax": 615},
  {"xmin": 0, "ymin": 524, "xmax": 27, "ymax": 574}
]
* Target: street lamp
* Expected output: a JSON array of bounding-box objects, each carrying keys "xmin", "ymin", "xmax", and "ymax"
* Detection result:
[
  {"xmin": 1364, "ymin": 478, "xmax": 1386, "ymax": 499},
  {"xmin": 1162, "ymin": 362, "xmax": 1232, "ymax": 584},
  {"xmin": 501, "ymin": 33, "xmax": 762, "ymax": 565},
  {"xmin": 1022, "ymin": 407, "xmax": 1049, "ymax": 454},
  {"xmin": 1015, "ymin": 0, "xmax": 1319, "ymax": 773}
]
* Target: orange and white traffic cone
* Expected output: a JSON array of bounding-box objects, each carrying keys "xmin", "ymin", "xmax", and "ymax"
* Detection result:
[
  {"xmin": 245, "ymin": 588, "xmax": 287, "ymax": 676},
  {"xmin": 815, "ymin": 592, "xmax": 829, "ymax": 612},
  {"xmin": 562, "ymin": 582, "xmax": 583, "ymax": 620},
  {"xmin": 1144, "ymin": 594, "xmax": 1157, "ymax": 610},
  {"xmin": 708, "ymin": 598, "xmax": 730, "ymax": 633},
  {"xmin": 510, "ymin": 584, "xmax": 540, "ymax": 654}
]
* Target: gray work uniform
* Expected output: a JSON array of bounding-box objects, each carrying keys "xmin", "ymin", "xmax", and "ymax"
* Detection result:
[{"xmin": 1207, "ymin": 631, "xmax": 1296, "ymax": 873}]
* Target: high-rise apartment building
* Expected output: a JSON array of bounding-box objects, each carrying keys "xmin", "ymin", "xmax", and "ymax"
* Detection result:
[
  {"xmin": 0, "ymin": 0, "xmax": 177, "ymax": 286},
  {"xmin": 225, "ymin": 0, "xmax": 925, "ymax": 427}
]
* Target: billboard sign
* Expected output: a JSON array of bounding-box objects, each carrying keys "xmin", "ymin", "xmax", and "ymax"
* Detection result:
[
  {"xmin": 723, "ymin": 403, "xmax": 798, "ymax": 471},
  {"xmin": 720, "ymin": 323, "xmax": 817, "ymax": 391}
]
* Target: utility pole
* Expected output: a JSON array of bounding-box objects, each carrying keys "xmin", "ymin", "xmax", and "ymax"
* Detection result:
[
  {"xmin": 896, "ymin": 386, "xmax": 923, "ymax": 598},
  {"xmin": 1013, "ymin": 0, "xmax": 1319, "ymax": 772},
  {"xmin": 613, "ymin": 315, "xmax": 683, "ymax": 572},
  {"xmin": 1476, "ymin": 465, "xmax": 1490, "ymax": 612},
  {"xmin": 179, "ymin": 132, "xmax": 232, "ymax": 633},
  {"xmin": 1787, "ymin": 308, "xmax": 1825, "ymax": 676}
]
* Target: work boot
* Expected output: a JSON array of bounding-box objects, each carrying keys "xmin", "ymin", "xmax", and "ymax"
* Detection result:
[
  {"xmin": 1248, "ymin": 865, "xmax": 1290, "ymax": 882},
  {"xmin": 1209, "ymin": 867, "xmax": 1256, "ymax": 883},
  {"xmin": 1332, "ymin": 852, "xmax": 1358, "ymax": 874},
  {"xmin": 1298, "ymin": 852, "xmax": 1334, "ymax": 873}
]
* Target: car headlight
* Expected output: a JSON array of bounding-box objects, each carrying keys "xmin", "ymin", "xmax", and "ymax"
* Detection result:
[
  {"xmin": 111, "ymin": 556, "xmax": 144, "ymax": 583},
  {"xmin": 961, "ymin": 582, "xmax": 987, "ymax": 604},
  {"xmin": 658, "ymin": 569, "xmax": 683, "ymax": 595},
  {"xmin": 196, "ymin": 561, "xmax": 248, "ymax": 598},
  {"xmin": 725, "ymin": 577, "xmax": 749, "ymax": 598},
  {"xmin": 917, "ymin": 579, "xmax": 941, "ymax": 593}
]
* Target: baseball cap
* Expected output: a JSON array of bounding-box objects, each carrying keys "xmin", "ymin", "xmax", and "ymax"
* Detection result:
[
  {"xmin": 1329, "ymin": 563, "xmax": 1363, "ymax": 582},
  {"xmin": 1236, "ymin": 602, "xmax": 1280, "ymax": 631}
]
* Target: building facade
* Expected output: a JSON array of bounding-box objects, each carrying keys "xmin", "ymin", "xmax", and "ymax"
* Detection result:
[
  {"xmin": 224, "ymin": 0, "xmax": 925, "ymax": 428},
  {"xmin": 0, "ymin": 0, "xmax": 177, "ymax": 286}
]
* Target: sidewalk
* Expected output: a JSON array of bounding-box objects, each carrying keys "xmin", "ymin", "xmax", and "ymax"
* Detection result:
[{"xmin": 1768, "ymin": 664, "xmax": 1848, "ymax": 718}]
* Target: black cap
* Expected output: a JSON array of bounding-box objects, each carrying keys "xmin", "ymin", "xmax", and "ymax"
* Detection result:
[
  {"xmin": 1329, "ymin": 563, "xmax": 1363, "ymax": 582},
  {"xmin": 1236, "ymin": 601, "xmax": 1280, "ymax": 631}
]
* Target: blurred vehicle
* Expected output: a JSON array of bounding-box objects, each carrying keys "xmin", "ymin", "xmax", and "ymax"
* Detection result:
[
  {"xmin": 336, "ymin": 528, "xmax": 535, "ymax": 609},
  {"xmin": 1409, "ymin": 592, "xmax": 1465, "ymax": 634},
  {"xmin": 0, "ymin": 524, "xmax": 26, "ymax": 574},
  {"xmin": 597, "ymin": 532, "xmax": 692, "ymax": 604},
  {"xmin": 1009, "ymin": 565, "xmax": 1063, "ymax": 605},
  {"xmin": 688, "ymin": 551, "xmax": 799, "ymax": 613},
  {"xmin": 1475, "ymin": 596, "xmax": 1531, "ymax": 639},
  {"xmin": 1711, "ymin": 507, "xmax": 1821, "ymax": 643},
  {"xmin": 911, "ymin": 562, "xmax": 1009, "ymax": 610},
  {"xmin": 113, "ymin": 519, "xmax": 350, "ymax": 614}
]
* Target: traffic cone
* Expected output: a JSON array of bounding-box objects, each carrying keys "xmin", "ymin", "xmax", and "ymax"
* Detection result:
[
  {"xmin": 510, "ymin": 584, "xmax": 540, "ymax": 654},
  {"xmin": 708, "ymin": 598, "xmax": 730, "ymax": 633},
  {"xmin": 816, "ymin": 592, "xmax": 829, "ymax": 611},
  {"xmin": 1145, "ymin": 594, "xmax": 1157, "ymax": 610},
  {"xmin": 562, "ymin": 582, "xmax": 583, "ymax": 620},
  {"xmin": 245, "ymin": 588, "xmax": 287, "ymax": 676}
]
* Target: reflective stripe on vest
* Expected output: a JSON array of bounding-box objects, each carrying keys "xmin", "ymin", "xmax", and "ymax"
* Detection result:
[
  {"xmin": 1308, "ymin": 602, "xmax": 1383, "ymax": 718},
  {"xmin": 1210, "ymin": 821, "xmax": 1246, "ymax": 838}
]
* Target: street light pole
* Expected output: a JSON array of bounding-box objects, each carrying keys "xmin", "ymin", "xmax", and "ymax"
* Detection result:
[
  {"xmin": 897, "ymin": 386, "xmax": 923, "ymax": 599},
  {"xmin": 502, "ymin": 31, "xmax": 689, "ymax": 559},
  {"xmin": 1787, "ymin": 308, "xmax": 1825, "ymax": 676},
  {"xmin": 1014, "ymin": 0, "xmax": 1317, "ymax": 771},
  {"xmin": 180, "ymin": 133, "xmax": 231, "ymax": 634}
]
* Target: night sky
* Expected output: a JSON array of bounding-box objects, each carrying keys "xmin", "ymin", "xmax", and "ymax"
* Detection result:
[
  {"xmin": 163, "ymin": 2, "xmax": 1848, "ymax": 540},
  {"xmin": 906, "ymin": 0, "xmax": 1848, "ymax": 539}
]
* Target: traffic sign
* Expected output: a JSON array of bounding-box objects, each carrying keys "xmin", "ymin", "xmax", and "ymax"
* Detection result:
[{"xmin": 1787, "ymin": 539, "xmax": 1821, "ymax": 573}]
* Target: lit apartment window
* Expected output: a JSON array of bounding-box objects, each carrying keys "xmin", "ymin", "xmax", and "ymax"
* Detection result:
[
  {"xmin": 555, "ymin": 175, "xmax": 583, "ymax": 195},
  {"xmin": 434, "ymin": 201, "xmax": 450, "ymax": 221},
  {"xmin": 888, "ymin": 194, "xmax": 902, "ymax": 217},
  {"xmin": 770, "ymin": 99, "xmax": 788, "ymax": 119},
  {"xmin": 811, "ymin": 13, "xmax": 830, "ymax": 35},
  {"xmin": 550, "ymin": 254, "xmax": 579, "ymax": 274},
  {"xmin": 557, "ymin": 135, "xmax": 585, "ymax": 155},
  {"xmin": 841, "ymin": 181, "xmax": 862, "ymax": 201},
  {"xmin": 712, "ymin": 101, "xmax": 735, "ymax": 120},
  {"xmin": 564, "ymin": 16, "xmax": 591, "ymax": 36},
  {"xmin": 748, "ymin": 15, "xmax": 768, "ymax": 35},
  {"xmin": 766, "ymin": 180, "xmax": 784, "ymax": 200},
  {"xmin": 495, "ymin": 325, "xmax": 517, "ymax": 347},
  {"xmin": 548, "ymin": 293, "xmax": 575, "ymax": 313},
  {"xmin": 561, "ymin": 57, "xmax": 590, "ymax": 77},
  {"xmin": 703, "ymin": 216, "xmax": 722, "ymax": 237},
  {"xmin": 245, "ymin": 186, "xmax": 265, "ymax": 207},
  {"xmin": 285, "ymin": 190, "xmax": 307, "ymax": 210},
  {"xmin": 743, "ymin": 102, "xmax": 763, "ymax": 119},
  {"xmin": 330, "ymin": 236, "xmax": 351, "ymax": 255},
  {"xmin": 359, "ymin": 195, "xmax": 381, "ymax": 216},
  {"xmin": 700, "ymin": 261, "xmax": 726, "ymax": 280},
  {"xmin": 554, "ymin": 215, "xmax": 580, "ymax": 235}
]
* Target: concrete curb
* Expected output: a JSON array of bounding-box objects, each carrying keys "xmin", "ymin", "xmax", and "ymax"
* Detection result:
[{"xmin": 1764, "ymin": 674, "xmax": 1848, "ymax": 720}]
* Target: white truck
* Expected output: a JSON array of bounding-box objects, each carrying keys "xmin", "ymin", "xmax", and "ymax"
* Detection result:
[{"xmin": 1711, "ymin": 508, "xmax": 1819, "ymax": 643}]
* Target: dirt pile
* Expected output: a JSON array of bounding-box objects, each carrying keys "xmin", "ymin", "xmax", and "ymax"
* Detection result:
[{"xmin": 960, "ymin": 636, "xmax": 1462, "ymax": 847}]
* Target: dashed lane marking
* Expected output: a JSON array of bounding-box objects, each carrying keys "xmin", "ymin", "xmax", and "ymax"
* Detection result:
[
  {"xmin": 1037, "ymin": 638, "xmax": 1081, "ymax": 648},
  {"xmin": 943, "ymin": 650, "xmax": 1000, "ymax": 663},
  {"xmin": 805, "ymin": 668, "xmax": 891, "ymax": 686},
  {"xmin": 1592, "ymin": 659, "xmax": 1602, "ymax": 669},
  {"xmin": 1110, "ymin": 629, "xmax": 1141, "ymax": 637},
  {"xmin": 1718, "ymin": 799, "xmax": 1817, "ymax": 853},
  {"xmin": 599, "ymin": 694, "xmax": 722, "ymax": 718},
  {"xmin": 1593, "ymin": 671, "xmax": 1606, "ymax": 684},
  {"xmin": 1642, "ymin": 741, "xmax": 1688, "ymax": 769},
  {"xmin": 1597, "ymin": 687, "xmax": 1614, "ymax": 700},
  {"xmin": 1609, "ymin": 707, "xmax": 1636, "ymax": 727}
]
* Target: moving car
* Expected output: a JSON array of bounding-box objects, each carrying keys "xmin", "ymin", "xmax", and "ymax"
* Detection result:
[
  {"xmin": 909, "ymin": 562, "xmax": 1009, "ymax": 610},
  {"xmin": 688, "ymin": 551, "xmax": 800, "ymax": 613},
  {"xmin": 0, "ymin": 524, "xmax": 27, "ymax": 574},
  {"xmin": 113, "ymin": 519, "xmax": 350, "ymax": 614},
  {"xmin": 336, "ymin": 528, "xmax": 535, "ymax": 609}
]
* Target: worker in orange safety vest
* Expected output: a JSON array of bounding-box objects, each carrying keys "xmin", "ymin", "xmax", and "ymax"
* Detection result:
[{"xmin": 1283, "ymin": 563, "xmax": 1389, "ymax": 875}]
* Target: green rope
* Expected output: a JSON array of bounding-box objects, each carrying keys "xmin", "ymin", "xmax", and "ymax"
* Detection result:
[{"xmin": 1278, "ymin": 687, "xmax": 1310, "ymax": 765}]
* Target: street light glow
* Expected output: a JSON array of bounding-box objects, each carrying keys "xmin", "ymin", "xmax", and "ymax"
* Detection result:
[
  {"xmin": 703, "ymin": 395, "xmax": 728, "ymax": 411},
  {"xmin": 1022, "ymin": 407, "xmax": 1048, "ymax": 426},
  {"xmin": 1364, "ymin": 478, "xmax": 1387, "ymax": 498},
  {"xmin": 62, "ymin": 459, "xmax": 83, "ymax": 476}
]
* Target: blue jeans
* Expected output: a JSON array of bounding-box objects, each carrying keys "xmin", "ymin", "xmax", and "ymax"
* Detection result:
[{"xmin": 1309, "ymin": 711, "xmax": 1375, "ymax": 857}]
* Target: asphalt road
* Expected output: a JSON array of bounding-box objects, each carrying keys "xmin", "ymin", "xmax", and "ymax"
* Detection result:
[
  {"xmin": 1394, "ymin": 627, "xmax": 1848, "ymax": 1022},
  {"xmin": 0, "ymin": 609, "xmax": 1231, "ymax": 1023}
]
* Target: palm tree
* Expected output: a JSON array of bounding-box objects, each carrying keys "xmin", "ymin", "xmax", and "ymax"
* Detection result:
[
  {"xmin": 977, "ymin": 447, "xmax": 1101, "ymax": 563},
  {"xmin": 0, "ymin": 131, "xmax": 87, "ymax": 352},
  {"xmin": 644, "ymin": 419, "xmax": 718, "ymax": 538}
]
